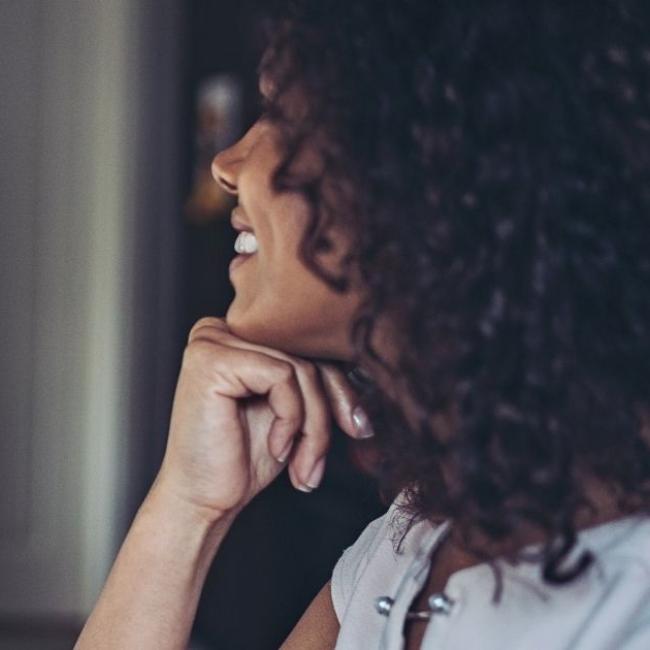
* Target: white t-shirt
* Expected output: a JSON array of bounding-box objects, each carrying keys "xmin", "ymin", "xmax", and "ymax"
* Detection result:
[{"xmin": 331, "ymin": 495, "xmax": 650, "ymax": 649}]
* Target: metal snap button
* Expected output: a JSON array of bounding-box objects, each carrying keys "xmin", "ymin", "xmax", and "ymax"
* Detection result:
[
  {"xmin": 374, "ymin": 595, "xmax": 395, "ymax": 616},
  {"xmin": 427, "ymin": 592, "xmax": 455, "ymax": 615}
]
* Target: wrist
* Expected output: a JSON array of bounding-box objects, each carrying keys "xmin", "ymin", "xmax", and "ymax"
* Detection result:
[
  {"xmin": 145, "ymin": 473, "xmax": 241, "ymax": 534},
  {"xmin": 133, "ymin": 479, "xmax": 239, "ymax": 586}
]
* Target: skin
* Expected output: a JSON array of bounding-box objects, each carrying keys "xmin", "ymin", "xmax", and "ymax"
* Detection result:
[
  {"xmin": 212, "ymin": 113, "xmax": 364, "ymax": 360},
  {"xmin": 73, "ymin": 75, "xmax": 641, "ymax": 649},
  {"xmin": 207, "ymin": 88, "xmax": 451, "ymax": 650},
  {"xmin": 74, "ymin": 79, "xmax": 369, "ymax": 650},
  {"xmin": 69, "ymin": 91, "xmax": 568, "ymax": 650}
]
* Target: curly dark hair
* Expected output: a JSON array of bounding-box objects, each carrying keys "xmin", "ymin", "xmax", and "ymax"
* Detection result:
[{"xmin": 258, "ymin": 0, "xmax": 650, "ymax": 590}]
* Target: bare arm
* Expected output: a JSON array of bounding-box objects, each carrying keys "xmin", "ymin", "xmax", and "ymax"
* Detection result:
[
  {"xmin": 281, "ymin": 581, "xmax": 340, "ymax": 650},
  {"xmin": 74, "ymin": 478, "xmax": 238, "ymax": 650},
  {"xmin": 74, "ymin": 319, "xmax": 366, "ymax": 649},
  {"xmin": 76, "ymin": 491, "xmax": 340, "ymax": 650}
]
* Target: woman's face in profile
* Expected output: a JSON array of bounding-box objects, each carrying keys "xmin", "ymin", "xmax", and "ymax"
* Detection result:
[{"xmin": 211, "ymin": 100, "xmax": 363, "ymax": 361}]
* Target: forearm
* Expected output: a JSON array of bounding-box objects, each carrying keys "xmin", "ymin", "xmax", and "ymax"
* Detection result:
[{"xmin": 75, "ymin": 477, "xmax": 237, "ymax": 650}]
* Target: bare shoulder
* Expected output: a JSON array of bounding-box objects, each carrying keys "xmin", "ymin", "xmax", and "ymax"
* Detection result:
[{"xmin": 280, "ymin": 580, "xmax": 339, "ymax": 650}]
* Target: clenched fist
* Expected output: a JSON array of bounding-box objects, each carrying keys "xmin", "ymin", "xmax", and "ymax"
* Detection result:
[{"xmin": 154, "ymin": 317, "xmax": 374, "ymax": 522}]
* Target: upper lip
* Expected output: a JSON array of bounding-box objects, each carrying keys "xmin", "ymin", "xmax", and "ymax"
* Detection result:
[{"xmin": 231, "ymin": 206, "xmax": 254, "ymax": 233}]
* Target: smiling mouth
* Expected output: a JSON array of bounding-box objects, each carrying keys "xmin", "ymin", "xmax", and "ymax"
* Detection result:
[
  {"xmin": 234, "ymin": 231, "xmax": 258, "ymax": 254},
  {"xmin": 231, "ymin": 205, "xmax": 254, "ymax": 232},
  {"xmin": 229, "ymin": 251, "xmax": 255, "ymax": 273},
  {"xmin": 230, "ymin": 230, "xmax": 258, "ymax": 274},
  {"xmin": 230, "ymin": 206, "xmax": 258, "ymax": 274}
]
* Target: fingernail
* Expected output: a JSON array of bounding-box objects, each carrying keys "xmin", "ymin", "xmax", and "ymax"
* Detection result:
[
  {"xmin": 276, "ymin": 439, "xmax": 293, "ymax": 463},
  {"xmin": 304, "ymin": 457, "xmax": 326, "ymax": 490},
  {"xmin": 352, "ymin": 405, "xmax": 374, "ymax": 438},
  {"xmin": 297, "ymin": 484, "xmax": 314, "ymax": 493}
]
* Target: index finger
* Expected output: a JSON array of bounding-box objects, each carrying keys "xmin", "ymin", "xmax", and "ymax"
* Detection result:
[{"xmin": 187, "ymin": 316, "xmax": 229, "ymax": 344}]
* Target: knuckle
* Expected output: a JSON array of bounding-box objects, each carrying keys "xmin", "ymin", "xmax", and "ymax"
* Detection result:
[
  {"xmin": 302, "ymin": 416, "xmax": 331, "ymax": 442},
  {"xmin": 187, "ymin": 316, "xmax": 227, "ymax": 343},
  {"xmin": 302, "ymin": 433, "xmax": 330, "ymax": 457},
  {"xmin": 295, "ymin": 359, "xmax": 318, "ymax": 381},
  {"xmin": 274, "ymin": 360, "xmax": 296, "ymax": 384},
  {"xmin": 182, "ymin": 338, "xmax": 221, "ymax": 367},
  {"xmin": 284, "ymin": 413, "xmax": 303, "ymax": 430},
  {"xmin": 272, "ymin": 415, "xmax": 302, "ymax": 443}
]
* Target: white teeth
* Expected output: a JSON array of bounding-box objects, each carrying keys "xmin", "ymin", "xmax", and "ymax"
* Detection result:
[{"xmin": 234, "ymin": 231, "xmax": 258, "ymax": 254}]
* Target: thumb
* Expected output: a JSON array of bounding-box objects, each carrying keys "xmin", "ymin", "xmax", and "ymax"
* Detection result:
[{"xmin": 317, "ymin": 363, "xmax": 375, "ymax": 440}]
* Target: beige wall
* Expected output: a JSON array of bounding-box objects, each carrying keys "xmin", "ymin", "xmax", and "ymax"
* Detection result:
[{"xmin": 0, "ymin": 0, "xmax": 183, "ymax": 642}]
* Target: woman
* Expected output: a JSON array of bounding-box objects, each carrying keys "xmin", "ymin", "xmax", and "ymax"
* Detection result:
[{"xmin": 76, "ymin": 1, "xmax": 650, "ymax": 648}]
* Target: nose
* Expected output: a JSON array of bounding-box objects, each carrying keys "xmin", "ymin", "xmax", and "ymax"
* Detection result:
[
  {"xmin": 211, "ymin": 144, "xmax": 241, "ymax": 195},
  {"xmin": 211, "ymin": 121, "xmax": 264, "ymax": 195}
]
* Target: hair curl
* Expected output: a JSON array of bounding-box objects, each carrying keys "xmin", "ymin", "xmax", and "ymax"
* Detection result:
[{"xmin": 258, "ymin": 0, "xmax": 650, "ymax": 590}]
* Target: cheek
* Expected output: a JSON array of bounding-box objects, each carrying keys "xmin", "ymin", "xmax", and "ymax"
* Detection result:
[{"xmin": 257, "ymin": 223, "xmax": 304, "ymax": 288}]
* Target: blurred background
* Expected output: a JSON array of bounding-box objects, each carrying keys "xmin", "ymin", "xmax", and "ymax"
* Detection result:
[{"xmin": 0, "ymin": 1, "xmax": 382, "ymax": 649}]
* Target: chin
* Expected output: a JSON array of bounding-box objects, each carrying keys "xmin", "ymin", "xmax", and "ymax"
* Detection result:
[
  {"xmin": 225, "ymin": 306, "xmax": 298, "ymax": 354},
  {"xmin": 225, "ymin": 308, "xmax": 352, "ymax": 361}
]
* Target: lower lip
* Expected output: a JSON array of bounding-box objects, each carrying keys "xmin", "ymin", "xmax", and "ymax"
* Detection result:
[{"xmin": 229, "ymin": 254, "xmax": 255, "ymax": 273}]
